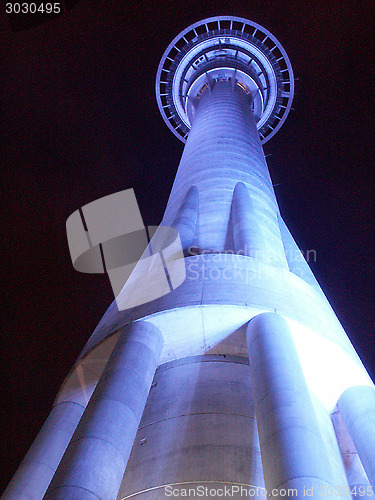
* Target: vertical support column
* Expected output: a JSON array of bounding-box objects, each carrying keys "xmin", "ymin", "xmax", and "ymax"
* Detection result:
[
  {"xmin": 44, "ymin": 321, "xmax": 163, "ymax": 500},
  {"xmin": 246, "ymin": 313, "xmax": 335, "ymax": 499},
  {"xmin": 232, "ymin": 182, "xmax": 287, "ymax": 268},
  {"xmin": 2, "ymin": 402, "xmax": 85, "ymax": 499},
  {"xmin": 338, "ymin": 385, "xmax": 375, "ymax": 489},
  {"xmin": 171, "ymin": 185, "xmax": 199, "ymax": 253},
  {"xmin": 232, "ymin": 182, "xmax": 263, "ymax": 258}
]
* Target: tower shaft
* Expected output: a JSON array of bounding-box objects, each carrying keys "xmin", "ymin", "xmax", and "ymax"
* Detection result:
[{"xmin": 164, "ymin": 81, "xmax": 285, "ymax": 267}]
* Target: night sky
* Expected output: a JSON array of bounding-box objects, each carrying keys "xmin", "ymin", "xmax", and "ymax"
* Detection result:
[{"xmin": 1, "ymin": 0, "xmax": 374, "ymax": 493}]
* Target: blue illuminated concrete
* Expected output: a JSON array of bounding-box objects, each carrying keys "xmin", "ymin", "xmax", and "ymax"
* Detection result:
[
  {"xmin": 73, "ymin": 82, "xmax": 372, "ymax": 412},
  {"xmin": 171, "ymin": 185, "xmax": 199, "ymax": 252},
  {"xmin": 46, "ymin": 79, "xmax": 373, "ymax": 500},
  {"xmin": 118, "ymin": 355, "xmax": 265, "ymax": 498},
  {"xmin": 2, "ymin": 402, "xmax": 84, "ymax": 500},
  {"xmin": 338, "ymin": 386, "xmax": 375, "ymax": 489},
  {"xmin": 331, "ymin": 408, "xmax": 373, "ymax": 498},
  {"xmin": 4, "ymin": 16, "xmax": 375, "ymax": 500},
  {"xmin": 44, "ymin": 321, "xmax": 163, "ymax": 500},
  {"xmin": 247, "ymin": 313, "xmax": 339, "ymax": 499},
  {"xmin": 162, "ymin": 81, "xmax": 286, "ymax": 258},
  {"xmin": 232, "ymin": 181, "xmax": 285, "ymax": 265},
  {"xmin": 46, "ymin": 81, "xmax": 373, "ymax": 500}
]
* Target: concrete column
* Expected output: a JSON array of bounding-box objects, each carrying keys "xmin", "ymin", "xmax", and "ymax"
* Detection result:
[
  {"xmin": 338, "ymin": 385, "xmax": 375, "ymax": 488},
  {"xmin": 44, "ymin": 321, "xmax": 163, "ymax": 500},
  {"xmin": 246, "ymin": 313, "xmax": 336, "ymax": 499},
  {"xmin": 232, "ymin": 182, "xmax": 287, "ymax": 268},
  {"xmin": 171, "ymin": 185, "xmax": 199, "ymax": 253},
  {"xmin": 232, "ymin": 181, "xmax": 263, "ymax": 258},
  {"xmin": 2, "ymin": 402, "xmax": 85, "ymax": 500}
]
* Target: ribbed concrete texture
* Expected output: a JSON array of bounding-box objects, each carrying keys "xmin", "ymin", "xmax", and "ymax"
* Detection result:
[
  {"xmin": 171, "ymin": 185, "xmax": 199, "ymax": 252},
  {"xmin": 163, "ymin": 81, "xmax": 286, "ymax": 262},
  {"xmin": 247, "ymin": 313, "xmax": 338, "ymax": 499},
  {"xmin": 44, "ymin": 321, "xmax": 163, "ymax": 500},
  {"xmin": 117, "ymin": 355, "xmax": 264, "ymax": 499},
  {"xmin": 331, "ymin": 408, "xmax": 373, "ymax": 499},
  {"xmin": 2, "ymin": 402, "xmax": 84, "ymax": 500},
  {"xmin": 232, "ymin": 181, "xmax": 286, "ymax": 267},
  {"xmin": 338, "ymin": 386, "xmax": 375, "ymax": 488}
]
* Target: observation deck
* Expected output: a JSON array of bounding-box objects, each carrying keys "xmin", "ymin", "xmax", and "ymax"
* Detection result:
[{"xmin": 156, "ymin": 16, "xmax": 294, "ymax": 144}]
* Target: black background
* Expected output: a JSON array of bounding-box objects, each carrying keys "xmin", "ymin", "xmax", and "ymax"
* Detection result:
[{"xmin": 1, "ymin": 0, "xmax": 374, "ymax": 493}]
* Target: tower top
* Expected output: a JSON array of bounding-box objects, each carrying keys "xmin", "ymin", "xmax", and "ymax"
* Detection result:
[{"xmin": 156, "ymin": 16, "xmax": 294, "ymax": 144}]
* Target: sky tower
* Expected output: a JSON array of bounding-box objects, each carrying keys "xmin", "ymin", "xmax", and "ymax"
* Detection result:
[{"xmin": 3, "ymin": 16, "xmax": 375, "ymax": 500}]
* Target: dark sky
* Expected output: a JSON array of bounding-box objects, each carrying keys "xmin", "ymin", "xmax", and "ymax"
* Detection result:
[{"xmin": 1, "ymin": 0, "xmax": 374, "ymax": 493}]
